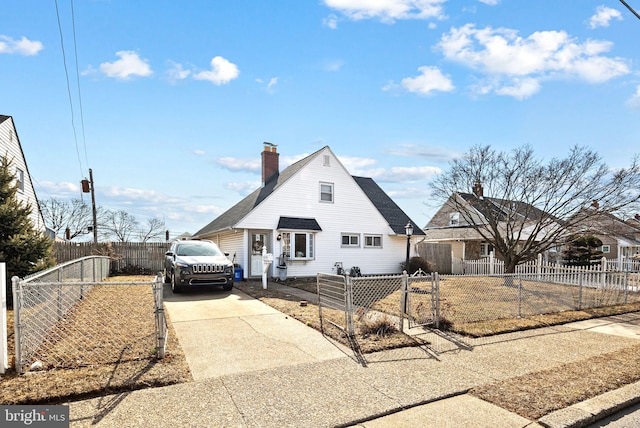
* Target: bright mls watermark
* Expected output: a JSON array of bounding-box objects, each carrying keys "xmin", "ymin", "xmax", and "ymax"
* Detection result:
[{"xmin": 1, "ymin": 406, "xmax": 69, "ymax": 427}]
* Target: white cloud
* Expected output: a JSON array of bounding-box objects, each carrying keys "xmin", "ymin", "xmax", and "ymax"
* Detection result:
[
  {"xmin": 357, "ymin": 166, "xmax": 442, "ymax": 183},
  {"xmin": 478, "ymin": 0, "xmax": 499, "ymax": 5},
  {"xmin": 99, "ymin": 51, "xmax": 153, "ymax": 80},
  {"xmin": 385, "ymin": 143, "xmax": 459, "ymax": 161},
  {"xmin": 589, "ymin": 6, "xmax": 623, "ymax": 29},
  {"xmin": 226, "ymin": 181, "xmax": 261, "ymax": 195},
  {"xmin": 323, "ymin": 0, "xmax": 447, "ymax": 23},
  {"xmin": 323, "ymin": 13, "xmax": 339, "ymax": 29},
  {"xmin": 627, "ymin": 85, "xmax": 640, "ymax": 109},
  {"xmin": 395, "ymin": 65, "xmax": 455, "ymax": 96},
  {"xmin": 215, "ymin": 157, "xmax": 261, "ymax": 173},
  {"xmin": 166, "ymin": 61, "xmax": 191, "ymax": 82},
  {"xmin": 339, "ymin": 156, "xmax": 378, "ymax": 171},
  {"xmin": 494, "ymin": 77, "xmax": 541, "ymax": 99},
  {"xmin": 193, "ymin": 56, "xmax": 239, "ymax": 85},
  {"xmin": 323, "ymin": 60, "xmax": 345, "ymax": 72},
  {"xmin": 438, "ymin": 24, "xmax": 630, "ymax": 99},
  {"xmin": 0, "ymin": 35, "xmax": 43, "ymax": 56}
]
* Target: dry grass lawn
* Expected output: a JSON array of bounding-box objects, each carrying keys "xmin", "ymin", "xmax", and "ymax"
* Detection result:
[
  {"xmin": 4, "ymin": 273, "xmax": 640, "ymax": 421},
  {"xmin": 0, "ymin": 276, "xmax": 191, "ymax": 405}
]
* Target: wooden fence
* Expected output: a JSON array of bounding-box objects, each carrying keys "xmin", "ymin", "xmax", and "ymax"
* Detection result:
[{"xmin": 53, "ymin": 242, "xmax": 170, "ymax": 275}]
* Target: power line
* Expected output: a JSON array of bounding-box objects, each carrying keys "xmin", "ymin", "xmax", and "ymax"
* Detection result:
[
  {"xmin": 620, "ymin": 0, "xmax": 640, "ymax": 20},
  {"xmin": 54, "ymin": 0, "xmax": 84, "ymax": 180},
  {"xmin": 70, "ymin": 0, "xmax": 90, "ymax": 169}
]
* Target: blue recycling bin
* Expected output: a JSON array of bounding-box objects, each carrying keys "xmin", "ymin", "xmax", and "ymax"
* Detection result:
[{"xmin": 234, "ymin": 267, "xmax": 243, "ymax": 282}]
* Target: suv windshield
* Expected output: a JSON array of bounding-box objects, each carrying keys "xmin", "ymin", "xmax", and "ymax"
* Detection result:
[{"xmin": 175, "ymin": 242, "xmax": 223, "ymax": 257}]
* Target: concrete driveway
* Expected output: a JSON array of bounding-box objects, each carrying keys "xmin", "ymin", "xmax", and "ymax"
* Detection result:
[{"xmin": 163, "ymin": 284, "xmax": 350, "ymax": 381}]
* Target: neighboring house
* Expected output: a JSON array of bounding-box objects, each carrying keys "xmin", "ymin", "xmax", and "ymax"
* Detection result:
[
  {"xmin": 566, "ymin": 209, "xmax": 640, "ymax": 263},
  {"xmin": 193, "ymin": 144, "xmax": 424, "ymax": 279},
  {"xmin": 0, "ymin": 115, "xmax": 47, "ymax": 233},
  {"xmin": 423, "ymin": 184, "xmax": 557, "ymax": 270}
]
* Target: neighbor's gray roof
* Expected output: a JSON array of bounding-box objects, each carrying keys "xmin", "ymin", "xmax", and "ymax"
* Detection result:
[
  {"xmin": 194, "ymin": 147, "xmax": 424, "ymax": 237},
  {"xmin": 0, "ymin": 115, "xmax": 10, "ymax": 125}
]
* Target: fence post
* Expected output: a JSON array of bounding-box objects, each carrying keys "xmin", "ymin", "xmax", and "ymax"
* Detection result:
[
  {"xmin": 0, "ymin": 263, "xmax": 6, "ymax": 374},
  {"xmin": 517, "ymin": 274, "xmax": 522, "ymax": 318},
  {"xmin": 154, "ymin": 273, "xmax": 167, "ymax": 359},
  {"xmin": 399, "ymin": 272, "xmax": 407, "ymax": 333},
  {"xmin": 12, "ymin": 276, "xmax": 23, "ymax": 374},
  {"xmin": 578, "ymin": 273, "xmax": 583, "ymax": 311},
  {"xmin": 345, "ymin": 273, "xmax": 354, "ymax": 337},
  {"xmin": 624, "ymin": 271, "xmax": 629, "ymax": 305},
  {"xmin": 434, "ymin": 272, "xmax": 440, "ymax": 329},
  {"xmin": 489, "ymin": 252, "xmax": 495, "ymax": 275}
]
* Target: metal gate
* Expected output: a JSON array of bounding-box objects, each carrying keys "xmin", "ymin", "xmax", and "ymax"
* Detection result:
[{"xmin": 405, "ymin": 271, "xmax": 440, "ymax": 329}]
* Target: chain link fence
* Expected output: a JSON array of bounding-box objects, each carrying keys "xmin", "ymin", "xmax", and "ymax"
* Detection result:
[
  {"xmin": 318, "ymin": 270, "xmax": 640, "ymax": 357},
  {"xmin": 11, "ymin": 257, "xmax": 166, "ymax": 374}
]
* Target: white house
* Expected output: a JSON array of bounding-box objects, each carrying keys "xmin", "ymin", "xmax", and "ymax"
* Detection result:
[
  {"xmin": 0, "ymin": 115, "xmax": 47, "ymax": 233},
  {"xmin": 193, "ymin": 144, "xmax": 424, "ymax": 279}
]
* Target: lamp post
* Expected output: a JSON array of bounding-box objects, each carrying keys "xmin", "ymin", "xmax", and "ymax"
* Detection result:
[{"xmin": 405, "ymin": 222, "xmax": 413, "ymax": 272}]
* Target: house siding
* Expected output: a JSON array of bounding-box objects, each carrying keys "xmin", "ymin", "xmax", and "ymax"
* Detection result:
[
  {"xmin": 0, "ymin": 116, "xmax": 46, "ymax": 232},
  {"xmin": 236, "ymin": 147, "xmax": 408, "ymax": 277}
]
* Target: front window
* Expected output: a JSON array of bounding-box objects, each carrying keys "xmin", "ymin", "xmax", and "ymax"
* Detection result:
[
  {"xmin": 341, "ymin": 233, "xmax": 359, "ymax": 247},
  {"xmin": 282, "ymin": 232, "xmax": 315, "ymax": 260},
  {"xmin": 449, "ymin": 212, "xmax": 459, "ymax": 226},
  {"xmin": 480, "ymin": 243, "xmax": 494, "ymax": 257},
  {"xmin": 320, "ymin": 182, "xmax": 333, "ymax": 203},
  {"xmin": 601, "ymin": 245, "xmax": 610, "ymax": 254},
  {"xmin": 364, "ymin": 234, "xmax": 382, "ymax": 248}
]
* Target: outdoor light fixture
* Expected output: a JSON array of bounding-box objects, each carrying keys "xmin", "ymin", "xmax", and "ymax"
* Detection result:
[
  {"xmin": 277, "ymin": 234, "xmax": 282, "ymax": 241},
  {"xmin": 405, "ymin": 222, "xmax": 413, "ymax": 273}
]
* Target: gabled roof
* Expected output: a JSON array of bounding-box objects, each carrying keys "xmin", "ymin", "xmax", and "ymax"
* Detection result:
[
  {"xmin": 194, "ymin": 146, "xmax": 423, "ymax": 237},
  {"xmin": 0, "ymin": 115, "xmax": 10, "ymax": 125},
  {"xmin": 353, "ymin": 176, "xmax": 424, "ymax": 235},
  {"xmin": 458, "ymin": 192, "xmax": 549, "ymax": 223}
]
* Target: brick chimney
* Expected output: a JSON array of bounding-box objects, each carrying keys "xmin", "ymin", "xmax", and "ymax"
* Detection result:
[
  {"xmin": 472, "ymin": 180, "xmax": 484, "ymax": 198},
  {"xmin": 261, "ymin": 142, "xmax": 279, "ymax": 185}
]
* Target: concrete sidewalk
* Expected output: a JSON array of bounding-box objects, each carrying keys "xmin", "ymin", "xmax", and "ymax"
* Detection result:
[{"xmin": 66, "ymin": 283, "xmax": 640, "ymax": 427}]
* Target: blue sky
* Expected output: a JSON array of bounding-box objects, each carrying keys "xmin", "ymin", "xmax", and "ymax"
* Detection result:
[{"xmin": 2, "ymin": 0, "xmax": 640, "ymax": 238}]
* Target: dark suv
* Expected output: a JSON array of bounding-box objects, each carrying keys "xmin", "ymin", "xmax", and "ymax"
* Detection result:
[{"xmin": 164, "ymin": 240, "xmax": 234, "ymax": 293}]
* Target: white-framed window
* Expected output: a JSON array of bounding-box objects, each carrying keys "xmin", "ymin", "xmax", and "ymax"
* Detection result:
[
  {"xmin": 341, "ymin": 233, "xmax": 359, "ymax": 247},
  {"xmin": 449, "ymin": 212, "xmax": 460, "ymax": 226},
  {"xmin": 282, "ymin": 232, "xmax": 315, "ymax": 260},
  {"xmin": 601, "ymin": 245, "xmax": 611, "ymax": 254},
  {"xmin": 364, "ymin": 234, "xmax": 382, "ymax": 248},
  {"xmin": 320, "ymin": 182, "xmax": 334, "ymax": 203},
  {"xmin": 16, "ymin": 168, "xmax": 24, "ymax": 193},
  {"xmin": 480, "ymin": 243, "xmax": 494, "ymax": 257}
]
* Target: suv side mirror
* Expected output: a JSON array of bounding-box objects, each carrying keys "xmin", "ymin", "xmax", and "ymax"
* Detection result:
[{"xmin": 165, "ymin": 251, "xmax": 174, "ymax": 257}]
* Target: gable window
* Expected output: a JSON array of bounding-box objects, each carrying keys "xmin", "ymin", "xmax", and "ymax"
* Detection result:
[
  {"xmin": 341, "ymin": 233, "xmax": 359, "ymax": 247},
  {"xmin": 601, "ymin": 245, "xmax": 610, "ymax": 254},
  {"xmin": 282, "ymin": 232, "xmax": 315, "ymax": 260},
  {"xmin": 449, "ymin": 212, "xmax": 460, "ymax": 226},
  {"xmin": 320, "ymin": 182, "xmax": 334, "ymax": 203},
  {"xmin": 16, "ymin": 168, "xmax": 24, "ymax": 193},
  {"xmin": 323, "ymin": 155, "xmax": 331, "ymax": 166},
  {"xmin": 480, "ymin": 243, "xmax": 494, "ymax": 257},
  {"xmin": 364, "ymin": 234, "xmax": 382, "ymax": 248}
]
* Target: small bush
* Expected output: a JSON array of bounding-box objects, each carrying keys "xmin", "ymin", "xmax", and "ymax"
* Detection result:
[
  {"xmin": 358, "ymin": 313, "xmax": 398, "ymax": 337},
  {"xmin": 405, "ymin": 256, "xmax": 432, "ymax": 275}
]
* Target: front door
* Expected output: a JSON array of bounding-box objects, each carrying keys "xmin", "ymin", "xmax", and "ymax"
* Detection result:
[{"xmin": 250, "ymin": 233, "xmax": 268, "ymax": 276}]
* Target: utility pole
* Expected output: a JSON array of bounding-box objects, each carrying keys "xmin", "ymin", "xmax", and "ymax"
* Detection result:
[{"xmin": 89, "ymin": 168, "xmax": 97, "ymax": 243}]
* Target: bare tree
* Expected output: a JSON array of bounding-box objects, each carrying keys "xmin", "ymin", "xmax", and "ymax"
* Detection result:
[
  {"xmin": 102, "ymin": 210, "xmax": 139, "ymax": 242},
  {"xmin": 138, "ymin": 217, "xmax": 166, "ymax": 242},
  {"xmin": 41, "ymin": 198, "xmax": 94, "ymax": 240},
  {"xmin": 430, "ymin": 145, "xmax": 640, "ymax": 273}
]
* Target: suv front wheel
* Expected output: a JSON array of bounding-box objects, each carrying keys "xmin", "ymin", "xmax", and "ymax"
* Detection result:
[{"xmin": 171, "ymin": 272, "xmax": 183, "ymax": 293}]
